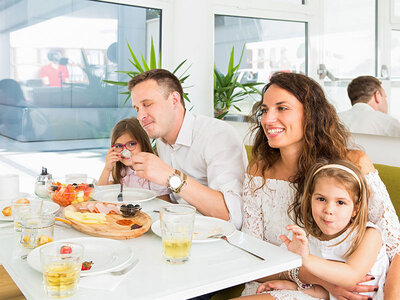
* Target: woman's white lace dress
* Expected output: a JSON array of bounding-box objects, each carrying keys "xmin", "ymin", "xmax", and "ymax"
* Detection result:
[{"xmin": 241, "ymin": 171, "xmax": 400, "ymax": 299}]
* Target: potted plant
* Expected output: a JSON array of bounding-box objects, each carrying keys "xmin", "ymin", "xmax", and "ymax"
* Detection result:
[
  {"xmin": 214, "ymin": 46, "xmax": 262, "ymax": 119},
  {"xmin": 104, "ymin": 38, "xmax": 191, "ymax": 105}
]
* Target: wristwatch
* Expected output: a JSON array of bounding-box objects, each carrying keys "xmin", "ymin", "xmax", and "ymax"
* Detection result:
[{"xmin": 167, "ymin": 170, "xmax": 187, "ymax": 193}]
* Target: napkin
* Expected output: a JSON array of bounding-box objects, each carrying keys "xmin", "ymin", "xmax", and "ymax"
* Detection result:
[{"xmin": 79, "ymin": 258, "xmax": 138, "ymax": 291}]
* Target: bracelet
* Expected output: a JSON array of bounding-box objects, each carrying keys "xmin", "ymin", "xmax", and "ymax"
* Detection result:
[{"xmin": 287, "ymin": 267, "xmax": 313, "ymax": 290}]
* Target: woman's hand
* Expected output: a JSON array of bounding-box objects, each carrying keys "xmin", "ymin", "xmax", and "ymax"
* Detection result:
[
  {"xmin": 256, "ymin": 280, "xmax": 297, "ymax": 293},
  {"xmin": 104, "ymin": 147, "xmax": 121, "ymax": 171},
  {"xmin": 315, "ymin": 274, "xmax": 377, "ymax": 300},
  {"xmin": 280, "ymin": 224, "xmax": 310, "ymax": 258}
]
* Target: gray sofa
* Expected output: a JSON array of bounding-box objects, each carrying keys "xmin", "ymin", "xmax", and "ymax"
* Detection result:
[{"xmin": 0, "ymin": 85, "xmax": 134, "ymax": 142}]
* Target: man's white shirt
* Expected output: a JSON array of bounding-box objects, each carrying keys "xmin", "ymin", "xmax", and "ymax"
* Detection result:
[
  {"xmin": 156, "ymin": 110, "xmax": 248, "ymax": 229},
  {"xmin": 339, "ymin": 103, "xmax": 400, "ymax": 137}
]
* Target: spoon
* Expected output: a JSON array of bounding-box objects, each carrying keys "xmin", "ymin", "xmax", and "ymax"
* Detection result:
[
  {"xmin": 117, "ymin": 183, "xmax": 123, "ymax": 202},
  {"xmin": 208, "ymin": 234, "xmax": 265, "ymax": 260}
]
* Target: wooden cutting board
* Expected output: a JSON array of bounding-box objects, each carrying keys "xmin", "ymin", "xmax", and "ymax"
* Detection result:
[{"xmin": 62, "ymin": 202, "xmax": 152, "ymax": 240}]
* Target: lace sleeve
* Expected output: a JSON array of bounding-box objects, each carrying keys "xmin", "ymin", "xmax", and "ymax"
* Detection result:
[
  {"xmin": 366, "ymin": 171, "xmax": 400, "ymax": 261},
  {"xmin": 241, "ymin": 176, "xmax": 264, "ymax": 240}
]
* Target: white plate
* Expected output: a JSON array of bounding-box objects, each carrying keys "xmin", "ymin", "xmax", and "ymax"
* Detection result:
[
  {"xmin": 27, "ymin": 237, "xmax": 133, "ymax": 277},
  {"xmin": 151, "ymin": 215, "xmax": 236, "ymax": 243},
  {"xmin": 0, "ymin": 198, "xmax": 59, "ymax": 222},
  {"xmin": 92, "ymin": 187, "xmax": 157, "ymax": 203},
  {"xmin": 0, "ymin": 192, "xmax": 30, "ymax": 202}
]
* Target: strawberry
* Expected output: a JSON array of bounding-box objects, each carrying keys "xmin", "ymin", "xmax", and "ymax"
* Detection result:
[
  {"xmin": 60, "ymin": 245, "xmax": 72, "ymax": 254},
  {"xmin": 81, "ymin": 261, "xmax": 93, "ymax": 271}
]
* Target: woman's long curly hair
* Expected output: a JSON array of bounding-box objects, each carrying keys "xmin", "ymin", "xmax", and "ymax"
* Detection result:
[
  {"xmin": 249, "ymin": 72, "xmax": 350, "ymax": 225},
  {"xmin": 110, "ymin": 117, "xmax": 153, "ymax": 184}
]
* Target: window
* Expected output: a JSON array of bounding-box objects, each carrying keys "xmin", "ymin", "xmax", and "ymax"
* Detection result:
[
  {"xmin": 0, "ymin": 0, "xmax": 160, "ymax": 142},
  {"xmin": 214, "ymin": 15, "xmax": 307, "ymax": 120},
  {"xmin": 320, "ymin": 0, "xmax": 375, "ymax": 113}
]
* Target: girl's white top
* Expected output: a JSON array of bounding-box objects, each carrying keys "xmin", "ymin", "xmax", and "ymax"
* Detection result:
[{"xmin": 308, "ymin": 222, "xmax": 388, "ymax": 300}]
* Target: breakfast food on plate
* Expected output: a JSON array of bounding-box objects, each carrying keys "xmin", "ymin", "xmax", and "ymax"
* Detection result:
[
  {"xmin": 48, "ymin": 181, "xmax": 95, "ymax": 206},
  {"xmin": 81, "ymin": 261, "xmax": 94, "ymax": 271},
  {"xmin": 2, "ymin": 206, "xmax": 12, "ymax": 216},
  {"xmin": 63, "ymin": 202, "xmax": 151, "ymax": 240},
  {"xmin": 120, "ymin": 204, "xmax": 141, "ymax": 217},
  {"xmin": 60, "ymin": 245, "xmax": 72, "ymax": 254},
  {"xmin": 16, "ymin": 198, "xmax": 30, "ymax": 204},
  {"xmin": 64, "ymin": 210, "xmax": 107, "ymax": 224}
]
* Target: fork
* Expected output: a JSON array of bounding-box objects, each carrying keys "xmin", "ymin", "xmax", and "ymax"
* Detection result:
[
  {"xmin": 208, "ymin": 234, "xmax": 265, "ymax": 260},
  {"xmin": 117, "ymin": 183, "xmax": 123, "ymax": 202},
  {"xmin": 110, "ymin": 259, "xmax": 139, "ymax": 276}
]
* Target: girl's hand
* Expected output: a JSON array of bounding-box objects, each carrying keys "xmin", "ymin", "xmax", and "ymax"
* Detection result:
[
  {"xmin": 256, "ymin": 280, "xmax": 297, "ymax": 293},
  {"xmin": 280, "ymin": 224, "xmax": 310, "ymax": 258},
  {"xmin": 104, "ymin": 147, "xmax": 121, "ymax": 171}
]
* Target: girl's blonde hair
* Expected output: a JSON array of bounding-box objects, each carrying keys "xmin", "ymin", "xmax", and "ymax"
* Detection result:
[
  {"xmin": 300, "ymin": 159, "xmax": 369, "ymax": 258},
  {"xmin": 110, "ymin": 117, "xmax": 153, "ymax": 184}
]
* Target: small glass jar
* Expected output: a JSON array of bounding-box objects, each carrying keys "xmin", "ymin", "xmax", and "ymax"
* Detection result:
[
  {"xmin": 35, "ymin": 167, "xmax": 52, "ymax": 198},
  {"xmin": 20, "ymin": 214, "xmax": 54, "ymax": 249}
]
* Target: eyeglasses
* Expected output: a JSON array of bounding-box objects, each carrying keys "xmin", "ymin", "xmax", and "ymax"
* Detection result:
[{"xmin": 112, "ymin": 141, "xmax": 138, "ymax": 152}]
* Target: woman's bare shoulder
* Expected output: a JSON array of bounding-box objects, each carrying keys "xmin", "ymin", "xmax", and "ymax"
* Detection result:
[{"xmin": 346, "ymin": 149, "xmax": 376, "ymax": 175}]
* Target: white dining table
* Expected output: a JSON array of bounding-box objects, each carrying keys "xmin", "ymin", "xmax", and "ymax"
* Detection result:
[{"xmin": 0, "ymin": 198, "xmax": 301, "ymax": 300}]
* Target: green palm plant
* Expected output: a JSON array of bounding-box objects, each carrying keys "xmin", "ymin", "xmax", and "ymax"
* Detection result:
[
  {"xmin": 214, "ymin": 45, "xmax": 262, "ymax": 119},
  {"xmin": 104, "ymin": 37, "xmax": 191, "ymax": 105}
]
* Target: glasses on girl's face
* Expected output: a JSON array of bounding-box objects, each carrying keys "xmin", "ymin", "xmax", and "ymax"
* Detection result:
[{"xmin": 112, "ymin": 141, "xmax": 138, "ymax": 152}]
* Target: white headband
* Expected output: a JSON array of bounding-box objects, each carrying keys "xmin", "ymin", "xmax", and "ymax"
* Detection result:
[{"xmin": 313, "ymin": 164, "xmax": 362, "ymax": 190}]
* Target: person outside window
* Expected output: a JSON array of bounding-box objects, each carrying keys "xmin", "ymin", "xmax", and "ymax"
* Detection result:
[
  {"xmin": 39, "ymin": 49, "xmax": 70, "ymax": 87},
  {"xmin": 339, "ymin": 75, "xmax": 400, "ymax": 137}
]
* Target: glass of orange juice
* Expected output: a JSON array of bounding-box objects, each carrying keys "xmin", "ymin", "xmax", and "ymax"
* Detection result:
[
  {"xmin": 160, "ymin": 204, "xmax": 196, "ymax": 264},
  {"xmin": 40, "ymin": 242, "xmax": 83, "ymax": 298}
]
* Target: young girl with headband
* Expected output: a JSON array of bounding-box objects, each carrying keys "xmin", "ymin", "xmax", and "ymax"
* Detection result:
[
  {"xmin": 241, "ymin": 160, "xmax": 389, "ymax": 300},
  {"xmin": 98, "ymin": 117, "xmax": 170, "ymax": 201}
]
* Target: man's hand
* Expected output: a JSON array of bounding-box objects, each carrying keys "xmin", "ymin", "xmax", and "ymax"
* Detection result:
[
  {"xmin": 325, "ymin": 275, "xmax": 377, "ymax": 300},
  {"xmin": 280, "ymin": 225, "xmax": 310, "ymax": 259},
  {"xmin": 131, "ymin": 152, "xmax": 174, "ymax": 186}
]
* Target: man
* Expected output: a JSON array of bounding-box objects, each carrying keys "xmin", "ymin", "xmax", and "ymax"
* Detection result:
[
  {"xmin": 339, "ymin": 75, "xmax": 400, "ymax": 137},
  {"xmin": 129, "ymin": 69, "xmax": 247, "ymax": 229}
]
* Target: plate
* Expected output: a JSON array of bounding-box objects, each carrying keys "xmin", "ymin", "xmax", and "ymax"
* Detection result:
[
  {"xmin": 0, "ymin": 192, "xmax": 30, "ymax": 202},
  {"xmin": 27, "ymin": 237, "xmax": 133, "ymax": 276},
  {"xmin": 92, "ymin": 187, "xmax": 157, "ymax": 203},
  {"xmin": 151, "ymin": 215, "xmax": 236, "ymax": 243},
  {"xmin": 0, "ymin": 198, "xmax": 59, "ymax": 222}
]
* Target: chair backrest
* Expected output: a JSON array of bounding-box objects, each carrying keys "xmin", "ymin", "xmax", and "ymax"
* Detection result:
[
  {"xmin": 244, "ymin": 145, "xmax": 400, "ymax": 218},
  {"xmin": 374, "ymin": 164, "xmax": 400, "ymax": 219}
]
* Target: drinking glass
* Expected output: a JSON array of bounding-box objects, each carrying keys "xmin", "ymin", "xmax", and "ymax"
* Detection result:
[
  {"xmin": 12, "ymin": 198, "xmax": 32, "ymax": 232},
  {"xmin": 40, "ymin": 242, "xmax": 83, "ymax": 298},
  {"xmin": 160, "ymin": 204, "xmax": 196, "ymax": 264},
  {"xmin": 20, "ymin": 214, "xmax": 54, "ymax": 249}
]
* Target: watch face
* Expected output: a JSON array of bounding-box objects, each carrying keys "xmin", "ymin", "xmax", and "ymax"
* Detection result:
[{"xmin": 169, "ymin": 174, "xmax": 182, "ymax": 189}]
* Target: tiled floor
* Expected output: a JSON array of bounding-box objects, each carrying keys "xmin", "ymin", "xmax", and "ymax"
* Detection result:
[{"xmin": 0, "ymin": 135, "xmax": 110, "ymax": 194}]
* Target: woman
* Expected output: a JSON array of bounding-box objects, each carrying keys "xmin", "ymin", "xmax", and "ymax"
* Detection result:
[{"xmin": 241, "ymin": 72, "xmax": 400, "ymax": 299}]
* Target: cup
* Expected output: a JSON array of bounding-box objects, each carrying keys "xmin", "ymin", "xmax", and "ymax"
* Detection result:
[
  {"xmin": 12, "ymin": 198, "xmax": 32, "ymax": 232},
  {"xmin": 160, "ymin": 204, "xmax": 196, "ymax": 264},
  {"xmin": 20, "ymin": 214, "xmax": 54, "ymax": 249},
  {"xmin": 40, "ymin": 242, "xmax": 84, "ymax": 298}
]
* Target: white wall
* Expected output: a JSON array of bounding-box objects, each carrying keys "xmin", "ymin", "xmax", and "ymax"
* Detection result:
[{"xmin": 227, "ymin": 121, "xmax": 400, "ymax": 167}]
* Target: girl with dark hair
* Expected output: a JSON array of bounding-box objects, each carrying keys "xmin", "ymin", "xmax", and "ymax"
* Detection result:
[
  {"xmin": 98, "ymin": 117, "xmax": 170, "ymax": 201},
  {"xmin": 240, "ymin": 72, "xmax": 400, "ymax": 299}
]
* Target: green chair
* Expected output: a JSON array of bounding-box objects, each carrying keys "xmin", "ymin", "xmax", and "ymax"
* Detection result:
[{"xmin": 374, "ymin": 164, "xmax": 400, "ymax": 219}]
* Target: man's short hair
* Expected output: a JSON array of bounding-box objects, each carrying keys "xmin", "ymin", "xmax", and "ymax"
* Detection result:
[
  {"xmin": 128, "ymin": 69, "xmax": 185, "ymax": 108},
  {"xmin": 347, "ymin": 76, "xmax": 382, "ymax": 105}
]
